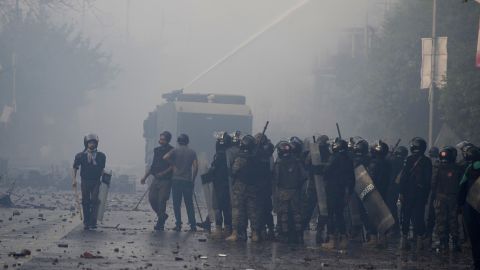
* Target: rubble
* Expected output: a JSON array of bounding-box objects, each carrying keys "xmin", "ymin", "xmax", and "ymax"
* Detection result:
[{"xmin": 8, "ymin": 249, "xmax": 31, "ymax": 258}]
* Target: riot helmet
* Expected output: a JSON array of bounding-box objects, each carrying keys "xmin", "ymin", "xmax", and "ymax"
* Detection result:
[
  {"xmin": 276, "ymin": 141, "xmax": 292, "ymax": 159},
  {"xmin": 353, "ymin": 139, "xmax": 369, "ymax": 156},
  {"xmin": 439, "ymin": 146, "xmax": 457, "ymax": 164},
  {"xmin": 216, "ymin": 132, "xmax": 232, "ymax": 150},
  {"xmin": 465, "ymin": 146, "xmax": 480, "ymax": 163},
  {"xmin": 231, "ymin": 130, "xmax": 242, "ymax": 147},
  {"xmin": 240, "ymin": 134, "xmax": 256, "ymax": 153},
  {"xmin": 84, "ymin": 133, "xmax": 99, "ymax": 149},
  {"xmin": 177, "ymin": 133, "xmax": 189, "ymax": 145},
  {"xmin": 409, "ymin": 137, "xmax": 427, "ymax": 155},
  {"xmin": 331, "ymin": 138, "xmax": 348, "ymax": 153},
  {"xmin": 159, "ymin": 131, "xmax": 172, "ymax": 144},
  {"xmin": 457, "ymin": 141, "xmax": 475, "ymax": 159},
  {"xmin": 318, "ymin": 135, "xmax": 329, "ymax": 146},
  {"xmin": 370, "ymin": 140, "xmax": 389, "ymax": 158},
  {"xmin": 394, "ymin": 146, "xmax": 408, "ymax": 159},
  {"xmin": 289, "ymin": 136, "xmax": 304, "ymax": 155}
]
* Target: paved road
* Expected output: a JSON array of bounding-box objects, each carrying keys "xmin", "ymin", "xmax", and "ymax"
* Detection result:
[{"xmin": 0, "ymin": 190, "xmax": 475, "ymax": 270}]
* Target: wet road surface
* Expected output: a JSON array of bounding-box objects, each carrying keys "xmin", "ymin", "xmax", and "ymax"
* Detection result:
[{"xmin": 0, "ymin": 190, "xmax": 474, "ymax": 270}]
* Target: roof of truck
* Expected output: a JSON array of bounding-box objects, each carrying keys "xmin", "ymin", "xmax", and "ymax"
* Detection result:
[{"xmin": 173, "ymin": 101, "xmax": 252, "ymax": 116}]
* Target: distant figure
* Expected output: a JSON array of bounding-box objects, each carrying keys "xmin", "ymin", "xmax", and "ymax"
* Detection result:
[
  {"xmin": 164, "ymin": 134, "xmax": 198, "ymax": 232},
  {"xmin": 72, "ymin": 134, "xmax": 106, "ymax": 230},
  {"xmin": 140, "ymin": 131, "xmax": 174, "ymax": 231}
]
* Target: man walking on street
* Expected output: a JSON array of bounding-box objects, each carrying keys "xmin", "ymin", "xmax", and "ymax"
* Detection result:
[
  {"xmin": 164, "ymin": 133, "xmax": 199, "ymax": 232},
  {"xmin": 140, "ymin": 131, "xmax": 174, "ymax": 231},
  {"xmin": 72, "ymin": 134, "xmax": 107, "ymax": 230}
]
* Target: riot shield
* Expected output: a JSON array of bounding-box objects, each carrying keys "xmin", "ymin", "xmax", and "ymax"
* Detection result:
[
  {"xmin": 354, "ymin": 165, "xmax": 395, "ymax": 234},
  {"xmin": 97, "ymin": 169, "xmax": 112, "ymax": 222},
  {"xmin": 467, "ymin": 176, "xmax": 480, "ymax": 213},
  {"xmin": 310, "ymin": 141, "xmax": 328, "ymax": 216}
]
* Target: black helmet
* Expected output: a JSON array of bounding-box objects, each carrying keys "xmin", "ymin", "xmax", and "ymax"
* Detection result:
[
  {"xmin": 216, "ymin": 131, "xmax": 232, "ymax": 149},
  {"xmin": 318, "ymin": 135, "xmax": 329, "ymax": 146},
  {"xmin": 160, "ymin": 131, "xmax": 172, "ymax": 143},
  {"xmin": 331, "ymin": 138, "xmax": 348, "ymax": 153},
  {"xmin": 409, "ymin": 137, "xmax": 427, "ymax": 154},
  {"xmin": 289, "ymin": 136, "xmax": 304, "ymax": 155},
  {"xmin": 370, "ymin": 140, "xmax": 389, "ymax": 158},
  {"xmin": 84, "ymin": 133, "xmax": 99, "ymax": 148},
  {"xmin": 394, "ymin": 146, "xmax": 408, "ymax": 159},
  {"xmin": 254, "ymin": 133, "xmax": 268, "ymax": 145},
  {"xmin": 240, "ymin": 134, "xmax": 256, "ymax": 153},
  {"xmin": 465, "ymin": 146, "xmax": 480, "ymax": 163},
  {"xmin": 231, "ymin": 130, "xmax": 242, "ymax": 146},
  {"xmin": 439, "ymin": 146, "xmax": 457, "ymax": 164},
  {"xmin": 276, "ymin": 141, "xmax": 292, "ymax": 159},
  {"xmin": 457, "ymin": 141, "xmax": 475, "ymax": 159},
  {"xmin": 348, "ymin": 136, "xmax": 364, "ymax": 152},
  {"xmin": 353, "ymin": 139, "xmax": 369, "ymax": 156},
  {"xmin": 177, "ymin": 133, "xmax": 189, "ymax": 145},
  {"xmin": 428, "ymin": 146, "xmax": 439, "ymax": 159}
]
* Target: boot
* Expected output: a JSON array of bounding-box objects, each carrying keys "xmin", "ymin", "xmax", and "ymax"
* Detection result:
[
  {"xmin": 401, "ymin": 235, "xmax": 410, "ymax": 251},
  {"xmin": 321, "ymin": 234, "xmax": 336, "ymax": 250},
  {"xmin": 211, "ymin": 226, "xmax": 223, "ymax": 239},
  {"xmin": 338, "ymin": 234, "xmax": 349, "ymax": 250},
  {"xmin": 266, "ymin": 227, "xmax": 275, "ymax": 240},
  {"xmin": 154, "ymin": 214, "xmax": 168, "ymax": 231},
  {"xmin": 416, "ymin": 236, "xmax": 424, "ymax": 252},
  {"xmin": 226, "ymin": 230, "xmax": 239, "ymax": 241},
  {"xmin": 363, "ymin": 234, "xmax": 378, "ymax": 248},
  {"xmin": 173, "ymin": 223, "xmax": 182, "ymax": 232},
  {"xmin": 251, "ymin": 230, "xmax": 260, "ymax": 242},
  {"xmin": 224, "ymin": 225, "xmax": 233, "ymax": 238}
]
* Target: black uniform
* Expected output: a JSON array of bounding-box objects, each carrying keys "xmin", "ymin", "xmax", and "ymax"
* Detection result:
[
  {"xmin": 324, "ymin": 151, "xmax": 355, "ymax": 235},
  {"xmin": 73, "ymin": 150, "xmax": 106, "ymax": 228},
  {"xmin": 211, "ymin": 150, "xmax": 232, "ymax": 229},
  {"xmin": 399, "ymin": 154, "xmax": 432, "ymax": 238},
  {"xmin": 458, "ymin": 162, "xmax": 480, "ymax": 270},
  {"xmin": 386, "ymin": 154, "xmax": 405, "ymax": 235},
  {"xmin": 255, "ymin": 141, "xmax": 275, "ymax": 238}
]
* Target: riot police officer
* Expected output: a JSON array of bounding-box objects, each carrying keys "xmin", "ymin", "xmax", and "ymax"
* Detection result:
[
  {"xmin": 72, "ymin": 134, "xmax": 107, "ymax": 230},
  {"xmin": 399, "ymin": 137, "xmax": 432, "ymax": 252},
  {"xmin": 386, "ymin": 146, "xmax": 408, "ymax": 237}
]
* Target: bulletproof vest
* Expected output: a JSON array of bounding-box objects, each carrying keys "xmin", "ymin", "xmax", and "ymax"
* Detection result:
[
  {"xmin": 275, "ymin": 158, "xmax": 303, "ymax": 190},
  {"xmin": 433, "ymin": 163, "xmax": 462, "ymax": 196},
  {"xmin": 400, "ymin": 154, "xmax": 432, "ymax": 200},
  {"xmin": 353, "ymin": 155, "xmax": 371, "ymax": 168}
]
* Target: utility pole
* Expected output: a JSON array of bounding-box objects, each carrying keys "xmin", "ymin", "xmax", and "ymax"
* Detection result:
[{"xmin": 428, "ymin": 0, "xmax": 437, "ymax": 147}]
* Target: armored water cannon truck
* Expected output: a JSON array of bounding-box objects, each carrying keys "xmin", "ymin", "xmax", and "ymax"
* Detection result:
[{"xmin": 143, "ymin": 90, "xmax": 253, "ymax": 166}]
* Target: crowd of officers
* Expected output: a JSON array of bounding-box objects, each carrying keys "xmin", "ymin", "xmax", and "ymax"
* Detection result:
[{"xmin": 73, "ymin": 131, "xmax": 480, "ymax": 270}]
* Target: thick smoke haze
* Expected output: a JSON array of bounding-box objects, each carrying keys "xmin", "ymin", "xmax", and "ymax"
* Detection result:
[{"xmin": 5, "ymin": 0, "xmax": 390, "ymax": 172}]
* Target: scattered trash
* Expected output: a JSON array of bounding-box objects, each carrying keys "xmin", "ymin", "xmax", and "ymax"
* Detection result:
[
  {"xmin": 57, "ymin": 244, "xmax": 68, "ymax": 248},
  {"xmin": 199, "ymin": 256, "xmax": 208, "ymax": 259},
  {"xmin": 218, "ymin": 254, "xmax": 227, "ymax": 257},
  {"xmin": 174, "ymin": 257, "xmax": 184, "ymax": 261},
  {"xmin": 114, "ymin": 248, "xmax": 120, "ymax": 252},
  {"xmin": 12, "ymin": 210, "xmax": 20, "ymax": 216},
  {"xmin": 198, "ymin": 238, "xmax": 207, "ymax": 242},
  {"xmin": 80, "ymin": 251, "xmax": 104, "ymax": 259},
  {"xmin": 320, "ymin": 262, "xmax": 329, "ymax": 267},
  {"xmin": 8, "ymin": 249, "xmax": 31, "ymax": 258}
]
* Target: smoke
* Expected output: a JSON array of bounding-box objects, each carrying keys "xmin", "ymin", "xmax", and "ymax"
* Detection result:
[{"xmin": 6, "ymin": 0, "xmax": 389, "ymax": 172}]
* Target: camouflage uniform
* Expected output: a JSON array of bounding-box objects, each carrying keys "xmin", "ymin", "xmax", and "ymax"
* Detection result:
[
  {"xmin": 230, "ymin": 151, "xmax": 258, "ymax": 238},
  {"xmin": 273, "ymin": 156, "xmax": 306, "ymax": 242},
  {"xmin": 432, "ymin": 162, "xmax": 462, "ymax": 248}
]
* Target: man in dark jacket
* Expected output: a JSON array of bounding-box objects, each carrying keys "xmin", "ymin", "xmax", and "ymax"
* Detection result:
[
  {"xmin": 73, "ymin": 134, "xmax": 107, "ymax": 230},
  {"xmin": 399, "ymin": 137, "xmax": 432, "ymax": 252},
  {"xmin": 140, "ymin": 131, "xmax": 173, "ymax": 231},
  {"xmin": 321, "ymin": 138, "xmax": 355, "ymax": 250}
]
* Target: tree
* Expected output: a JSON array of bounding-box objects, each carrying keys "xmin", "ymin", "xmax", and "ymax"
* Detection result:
[{"xmin": 0, "ymin": 6, "xmax": 116, "ymax": 164}]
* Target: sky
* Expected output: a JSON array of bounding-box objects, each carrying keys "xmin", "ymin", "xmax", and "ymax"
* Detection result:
[{"xmin": 49, "ymin": 0, "xmax": 389, "ymax": 171}]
